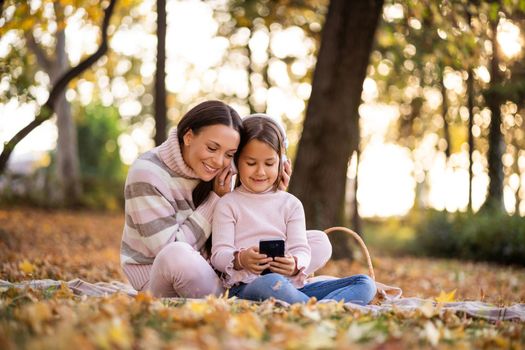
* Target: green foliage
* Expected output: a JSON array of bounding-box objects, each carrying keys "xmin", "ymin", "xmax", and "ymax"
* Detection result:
[
  {"xmin": 0, "ymin": 39, "xmax": 37, "ymax": 104},
  {"xmin": 413, "ymin": 210, "xmax": 525, "ymax": 266},
  {"xmin": 77, "ymin": 102, "xmax": 126, "ymax": 210},
  {"xmin": 362, "ymin": 216, "xmax": 417, "ymax": 256},
  {"xmin": 412, "ymin": 210, "xmax": 462, "ymax": 257}
]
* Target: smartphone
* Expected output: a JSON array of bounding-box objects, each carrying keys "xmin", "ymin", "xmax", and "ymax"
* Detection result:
[{"xmin": 259, "ymin": 239, "xmax": 285, "ymax": 275}]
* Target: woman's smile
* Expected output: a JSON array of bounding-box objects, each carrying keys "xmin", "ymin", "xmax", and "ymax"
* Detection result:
[
  {"xmin": 203, "ymin": 162, "xmax": 220, "ymax": 175},
  {"xmin": 181, "ymin": 124, "xmax": 240, "ymax": 181}
]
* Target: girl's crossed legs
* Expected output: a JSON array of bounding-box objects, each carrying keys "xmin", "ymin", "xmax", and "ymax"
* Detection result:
[{"xmin": 229, "ymin": 273, "xmax": 377, "ymax": 305}]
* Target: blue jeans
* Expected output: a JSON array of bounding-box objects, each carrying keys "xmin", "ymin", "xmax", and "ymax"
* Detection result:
[{"xmin": 229, "ymin": 273, "xmax": 376, "ymax": 305}]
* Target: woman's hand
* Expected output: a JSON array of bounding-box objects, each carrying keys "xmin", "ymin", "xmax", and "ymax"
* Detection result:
[
  {"xmin": 213, "ymin": 166, "xmax": 234, "ymax": 197},
  {"xmin": 237, "ymin": 247, "xmax": 272, "ymax": 274},
  {"xmin": 269, "ymin": 255, "xmax": 298, "ymax": 276},
  {"xmin": 278, "ymin": 159, "xmax": 292, "ymax": 191}
]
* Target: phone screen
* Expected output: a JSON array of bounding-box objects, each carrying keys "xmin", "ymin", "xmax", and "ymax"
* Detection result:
[{"xmin": 259, "ymin": 240, "xmax": 285, "ymax": 275}]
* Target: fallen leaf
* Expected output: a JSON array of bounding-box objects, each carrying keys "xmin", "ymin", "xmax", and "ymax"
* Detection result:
[
  {"xmin": 19, "ymin": 259, "xmax": 35, "ymax": 274},
  {"xmin": 435, "ymin": 289, "xmax": 456, "ymax": 303}
]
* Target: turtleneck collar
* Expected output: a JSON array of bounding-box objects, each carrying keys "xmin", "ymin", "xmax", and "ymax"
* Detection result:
[
  {"xmin": 158, "ymin": 128, "xmax": 199, "ymax": 179},
  {"xmin": 237, "ymin": 183, "xmax": 277, "ymax": 195}
]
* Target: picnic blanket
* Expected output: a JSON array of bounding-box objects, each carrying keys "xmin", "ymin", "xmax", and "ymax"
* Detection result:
[{"xmin": 1, "ymin": 279, "xmax": 524, "ymax": 322}]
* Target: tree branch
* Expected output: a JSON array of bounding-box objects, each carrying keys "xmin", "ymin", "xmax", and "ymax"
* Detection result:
[{"xmin": 0, "ymin": 0, "xmax": 118, "ymax": 174}]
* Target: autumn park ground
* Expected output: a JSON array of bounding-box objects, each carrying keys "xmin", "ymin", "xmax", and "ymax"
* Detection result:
[{"xmin": 0, "ymin": 207, "xmax": 524, "ymax": 349}]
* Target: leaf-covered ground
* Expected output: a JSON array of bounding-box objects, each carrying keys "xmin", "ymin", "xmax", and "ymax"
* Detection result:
[{"xmin": 1, "ymin": 207, "xmax": 524, "ymax": 349}]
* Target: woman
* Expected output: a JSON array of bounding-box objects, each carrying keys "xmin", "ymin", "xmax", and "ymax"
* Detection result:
[{"xmin": 120, "ymin": 100, "xmax": 332, "ymax": 297}]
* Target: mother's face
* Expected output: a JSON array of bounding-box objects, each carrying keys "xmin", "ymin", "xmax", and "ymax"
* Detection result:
[{"xmin": 182, "ymin": 124, "xmax": 240, "ymax": 182}]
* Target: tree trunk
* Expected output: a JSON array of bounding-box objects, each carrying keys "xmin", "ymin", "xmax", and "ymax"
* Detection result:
[
  {"xmin": 484, "ymin": 19, "xmax": 505, "ymax": 211},
  {"xmin": 26, "ymin": 9, "xmax": 83, "ymax": 205},
  {"xmin": 467, "ymin": 66, "xmax": 475, "ymax": 212},
  {"xmin": 53, "ymin": 28, "xmax": 82, "ymax": 204},
  {"xmin": 154, "ymin": 0, "xmax": 167, "ymax": 146},
  {"xmin": 289, "ymin": 0, "xmax": 383, "ymax": 259},
  {"xmin": 0, "ymin": 0, "xmax": 117, "ymax": 175}
]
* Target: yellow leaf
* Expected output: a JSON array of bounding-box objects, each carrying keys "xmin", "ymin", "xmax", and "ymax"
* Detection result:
[
  {"xmin": 92, "ymin": 318, "xmax": 132, "ymax": 350},
  {"xmin": 435, "ymin": 289, "xmax": 456, "ymax": 303},
  {"xmin": 55, "ymin": 282, "xmax": 74, "ymax": 298},
  {"xmin": 229, "ymin": 312, "xmax": 264, "ymax": 340},
  {"xmin": 19, "ymin": 260, "xmax": 35, "ymax": 274},
  {"xmin": 20, "ymin": 19, "xmax": 35, "ymax": 32},
  {"xmin": 188, "ymin": 300, "xmax": 208, "ymax": 315},
  {"xmin": 107, "ymin": 318, "xmax": 132, "ymax": 349}
]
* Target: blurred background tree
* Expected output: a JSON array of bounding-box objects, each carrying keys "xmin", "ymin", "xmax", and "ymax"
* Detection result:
[
  {"xmin": 289, "ymin": 0, "xmax": 384, "ymax": 259},
  {"xmin": 154, "ymin": 0, "xmax": 167, "ymax": 145},
  {"xmin": 0, "ymin": 0, "xmax": 145, "ymax": 206},
  {"xmin": 0, "ymin": 0, "xmax": 122, "ymax": 205}
]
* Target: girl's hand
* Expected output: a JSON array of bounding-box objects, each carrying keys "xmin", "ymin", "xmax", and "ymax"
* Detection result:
[
  {"xmin": 269, "ymin": 255, "xmax": 298, "ymax": 276},
  {"xmin": 278, "ymin": 159, "xmax": 292, "ymax": 191},
  {"xmin": 213, "ymin": 167, "xmax": 234, "ymax": 197},
  {"xmin": 238, "ymin": 247, "xmax": 273, "ymax": 274}
]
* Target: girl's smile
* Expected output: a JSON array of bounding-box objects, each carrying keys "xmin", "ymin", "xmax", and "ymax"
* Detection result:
[{"xmin": 238, "ymin": 139, "xmax": 280, "ymax": 193}]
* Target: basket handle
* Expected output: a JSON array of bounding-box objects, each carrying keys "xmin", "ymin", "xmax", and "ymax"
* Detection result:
[{"xmin": 324, "ymin": 226, "xmax": 375, "ymax": 280}]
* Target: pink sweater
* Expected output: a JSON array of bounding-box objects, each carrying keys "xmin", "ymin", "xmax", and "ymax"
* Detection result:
[{"xmin": 211, "ymin": 186, "xmax": 311, "ymax": 288}]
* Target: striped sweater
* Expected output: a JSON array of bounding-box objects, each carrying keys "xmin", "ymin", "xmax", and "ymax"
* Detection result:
[{"xmin": 120, "ymin": 128, "xmax": 219, "ymax": 290}]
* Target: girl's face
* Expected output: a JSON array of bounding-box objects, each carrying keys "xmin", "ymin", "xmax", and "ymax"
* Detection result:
[
  {"xmin": 182, "ymin": 124, "xmax": 240, "ymax": 182},
  {"xmin": 238, "ymin": 139, "xmax": 280, "ymax": 193}
]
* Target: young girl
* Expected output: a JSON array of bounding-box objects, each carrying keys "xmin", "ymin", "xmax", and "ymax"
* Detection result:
[{"xmin": 211, "ymin": 115, "xmax": 377, "ymax": 305}]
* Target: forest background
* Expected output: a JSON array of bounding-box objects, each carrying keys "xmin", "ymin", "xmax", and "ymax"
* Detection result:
[
  {"xmin": 2, "ymin": 0, "xmax": 525, "ymax": 263},
  {"xmin": 1, "ymin": 1, "xmax": 525, "ymax": 348}
]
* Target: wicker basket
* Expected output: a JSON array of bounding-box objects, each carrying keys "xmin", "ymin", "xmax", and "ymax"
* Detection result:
[
  {"xmin": 324, "ymin": 227, "xmax": 403, "ymax": 300},
  {"xmin": 324, "ymin": 226, "xmax": 375, "ymax": 280}
]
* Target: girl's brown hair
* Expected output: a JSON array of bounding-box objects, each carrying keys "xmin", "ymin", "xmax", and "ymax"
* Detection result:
[
  {"xmin": 177, "ymin": 100, "xmax": 243, "ymax": 206},
  {"xmin": 235, "ymin": 115, "xmax": 285, "ymax": 191}
]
